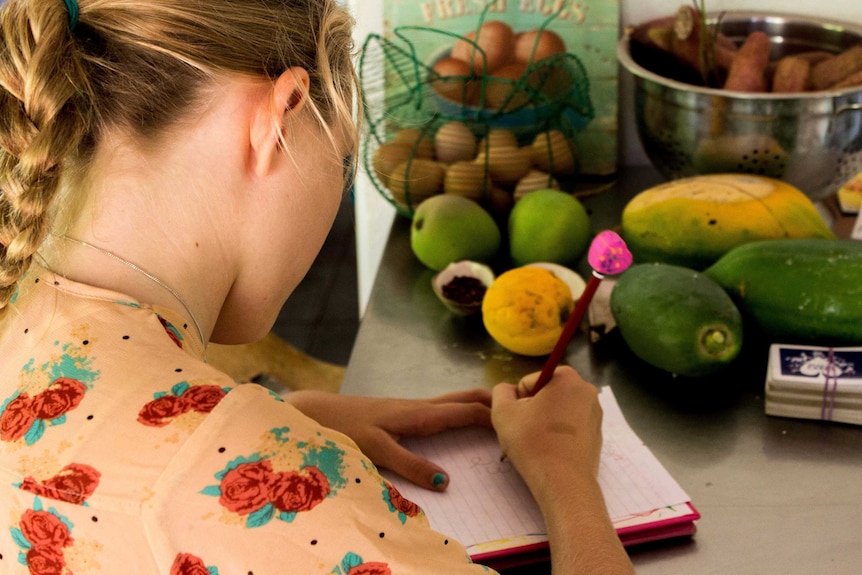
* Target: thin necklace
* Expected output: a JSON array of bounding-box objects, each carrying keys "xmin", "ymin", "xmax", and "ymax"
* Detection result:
[{"xmin": 57, "ymin": 235, "xmax": 207, "ymax": 356}]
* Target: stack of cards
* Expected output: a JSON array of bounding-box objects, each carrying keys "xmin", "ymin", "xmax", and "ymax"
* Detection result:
[{"xmin": 765, "ymin": 344, "xmax": 862, "ymax": 425}]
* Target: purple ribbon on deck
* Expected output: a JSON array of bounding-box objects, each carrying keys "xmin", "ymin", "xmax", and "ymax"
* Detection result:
[{"xmin": 820, "ymin": 348, "xmax": 840, "ymax": 421}]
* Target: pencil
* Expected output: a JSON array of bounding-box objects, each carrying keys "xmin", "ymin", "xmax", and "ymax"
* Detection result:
[
  {"xmin": 529, "ymin": 230, "xmax": 632, "ymax": 397},
  {"xmin": 529, "ymin": 270, "xmax": 603, "ymax": 396}
]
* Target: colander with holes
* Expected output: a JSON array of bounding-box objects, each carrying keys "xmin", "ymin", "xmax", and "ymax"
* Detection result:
[{"xmin": 618, "ymin": 11, "xmax": 862, "ymax": 200}]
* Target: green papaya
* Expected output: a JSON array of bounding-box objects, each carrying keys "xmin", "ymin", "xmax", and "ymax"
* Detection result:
[
  {"xmin": 610, "ymin": 263, "xmax": 744, "ymax": 377},
  {"xmin": 704, "ymin": 239, "xmax": 862, "ymax": 344}
]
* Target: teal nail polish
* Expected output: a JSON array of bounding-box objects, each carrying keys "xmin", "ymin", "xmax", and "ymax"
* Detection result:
[{"xmin": 432, "ymin": 473, "xmax": 446, "ymax": 488}]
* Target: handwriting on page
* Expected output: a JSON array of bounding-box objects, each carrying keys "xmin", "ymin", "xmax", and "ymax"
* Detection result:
[{"xmin": 381, "ymin": 387, "xmax": 691, "ymax": 547}]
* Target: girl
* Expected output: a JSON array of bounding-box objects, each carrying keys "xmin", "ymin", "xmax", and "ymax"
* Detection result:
[{"xmin": 0, "ymin": 0, "xmax": 633, "ymax": 572}]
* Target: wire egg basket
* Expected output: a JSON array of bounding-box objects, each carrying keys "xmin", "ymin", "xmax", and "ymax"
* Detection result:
[{"xmin": 358, "ymin": 12, "xmax": 595, "ymax": 218}]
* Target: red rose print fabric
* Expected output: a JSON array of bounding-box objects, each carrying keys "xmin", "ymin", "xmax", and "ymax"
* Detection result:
[
  {"xmin": 383, "ymin": 480, "xmax": 423, "ymax": 524},
  {"xmin": 138, "ymin": 382, "xmax": 230, "ymax": 427},
  {"xmin": 171, "ymin": 552, "xmax": 218, "ymax": 575},
  {"xmin": 0, "ymin": 378, "xmax": 88, "ymax": 445},
  {"xmin": 331, "ymin": 552, "xmax": 391, "ymax": 575},
  {"xmin": 200, "ymin": 426, "xmax": 346, "ymax": 528},
  {"xmin": 10, "ymin": 498, "xmax": 75, "ymax": 575},
  {"xmin": 20, "ymin": 462, "xmax": 101, "ymax": 505},
  {"xmin": 2, "ymin": 268, "xmax": 491, "ymax": 574}
]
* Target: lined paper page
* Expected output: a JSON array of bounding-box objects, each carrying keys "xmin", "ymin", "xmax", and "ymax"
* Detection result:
[{"xmin": 381, "ymin": 387, "xmax": 691, "ymax": 546}]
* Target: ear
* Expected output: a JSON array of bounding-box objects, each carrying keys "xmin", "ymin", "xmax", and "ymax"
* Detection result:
[{"xmin": 249, "ymin": 67, "xmax": 311, "ymax": 177}]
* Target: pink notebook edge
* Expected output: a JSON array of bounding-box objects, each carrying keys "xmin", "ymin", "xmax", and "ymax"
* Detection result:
[{"xmin": 470, "ymin": 502, "xmax": 700, "ymax": 569}]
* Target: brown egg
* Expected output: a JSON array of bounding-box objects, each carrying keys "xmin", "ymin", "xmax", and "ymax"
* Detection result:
[
  {"xmin": 451, "ymin": 21, "xmax": 515, "ymax": 75},
  {"xmin": 388, "ymin": 158, "xmax": 445, "ymax": 209},
  {"xmin": 478, "ymin": 128, "xmax": 519, "ymax": 151},
  {"xmin": 429, "ymin": 57, "xmax": 478, "ymax": 105},
  {"xmin": 434, "ymin": 121, "xmax": 478, "ymax": 164},
  {"xmin": 514, "ymin": 29, "xmax": 567, "ymax": 65},
  {"xmin": 394, "ymin": 128, "xmax": 435, "ymax": 159},
  {"xmin": 444, "ymin": 161, "xmax": 491, "ymax": 201},
  {"xmin": 372, "ymin": 141, "xmax": 413, "ymax": 187},
  {"xmin": 531, "ymin": 129, "xmax": 578, "ymax": 175},
  {"xmin": 482, "ymin": 62, "xmax": 532, "ymax": 111},
  {"xmin": 476, "ymin": 145, "xmax": 533, "ymax": 188},
  {"xmin": 514, "ymin": 169, "xmax": 560, "ymax": 201}
]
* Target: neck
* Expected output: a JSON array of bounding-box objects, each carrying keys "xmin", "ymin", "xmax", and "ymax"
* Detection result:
[
  {"xmin": 62, "ymin": 236, "xmax": 207, "ymax": 351},
  {"xmin": 42, "ymin": 234, "xmax": 213, "ymax": 355}
]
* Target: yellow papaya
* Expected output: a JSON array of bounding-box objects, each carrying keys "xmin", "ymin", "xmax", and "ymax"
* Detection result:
[{"xmin": 621, "ymin": 174, "xmax": 835, "ymax": 270}]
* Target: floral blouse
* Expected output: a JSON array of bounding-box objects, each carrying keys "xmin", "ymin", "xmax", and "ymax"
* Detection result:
[{"xmin": 0, "ymin": 264, "xmax": 494, "ymax": 575}]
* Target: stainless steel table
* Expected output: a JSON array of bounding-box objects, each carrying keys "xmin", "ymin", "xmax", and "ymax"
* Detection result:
[{"xmin": 342, "ymin": 168, "xmax": 862, "ymax": 574}]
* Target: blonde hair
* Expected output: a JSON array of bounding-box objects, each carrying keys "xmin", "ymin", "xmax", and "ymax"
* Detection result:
[{"xmin": 0, "ymin": 0, "xmax": 359, "ymax": 312}]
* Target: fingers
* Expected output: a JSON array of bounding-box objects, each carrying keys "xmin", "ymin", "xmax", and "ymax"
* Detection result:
[
  {"xmin": 516, "ymin": 371, "xmax": 541, "ymax": 398},
  {"xmin": 372, "ymin": 431, "xmax": 451, "ymax": 491},
  {"xmin": 491, "ymin": 381, "xmax": 518, "ymax": 406},
  {"xmin": 408, "ymin": 400, "xmax": 493, "ymax": 435},
  {"xmin": 428, "ymin": 388, "xmax": 492, "ymax": 407}
]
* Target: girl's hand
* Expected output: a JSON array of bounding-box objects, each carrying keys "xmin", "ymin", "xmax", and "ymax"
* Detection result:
[
  {"xmin": 491, "ymin": 366, "xmax": 603, "ymax": 485},
  {"xmin": 286, "ymin": 389, "xmax": 492, "ymax": 490}
]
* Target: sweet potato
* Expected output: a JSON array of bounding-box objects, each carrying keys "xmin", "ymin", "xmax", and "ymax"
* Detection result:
[
  {"xmin": 810, "ymin": 45, "xmax": 862, "ymax": 91},
  {"xmin": 713, "ymin": 33, "xmax": 739, "ymax": 71},
  {"xmin": 830, "ymin": 69, "xmax": 862, "ymax": 90},
  {"xmin": 771, "ymin": 56, "xmax": 811, "ymax": 93},
  {"xmin": 791, "ymin": 50, "xmax": 834, "ymax": 66},
  {"xmin": 723, "ymin": 31, "xmax": 771, "ymax": 92}
]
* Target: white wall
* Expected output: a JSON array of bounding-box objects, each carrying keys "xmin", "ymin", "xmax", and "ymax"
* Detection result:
[
  {"xmin": 351, "ymin": 0, "xmax": 862, "ymax": 315},
  {"xmin": 348, "ymin": 0, "xmax": 393, "ymax": 317}
]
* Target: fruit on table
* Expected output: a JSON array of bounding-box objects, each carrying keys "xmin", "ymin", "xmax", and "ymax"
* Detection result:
[
  {"xmin": 482, "ymin": 266, "xmax": 574, "ymax": 356},
  {"xmin": 704, "ymin": 239, "xmax": 862, "ymax": 345},
  {"xmin": 508, "ymin": 189, "xmax": 591, "ymax": 267},
  {"xmin": 432, "ymin": 260, "xmax": 495, "ymax": 316},
  {"xmin": 621, "ymin": 174, "xmax": 835, "ymax": 270},
  {"xmin": 610, "ymin": 263, "xmax": 743, "ymax": 377},
  {"xmin": 837, "ymin": 172, "xmax": 862, "ymax": 213},
  {"xmin": 410, "ymin": 194, "xmax": 501, "ymax": 271}
]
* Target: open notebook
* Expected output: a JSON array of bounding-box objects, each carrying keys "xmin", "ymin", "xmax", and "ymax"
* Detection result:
[{"xmin": 382, "ymin": 387, "xmax": 699, "ymax": 570}]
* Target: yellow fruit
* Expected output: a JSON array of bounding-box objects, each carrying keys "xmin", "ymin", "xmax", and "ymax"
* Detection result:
[
  {"xmin": 621, "ymin": 174, "xmax": 835, "ymax": 270},
  {"xmin": 482, "ymin": 266, "xmax": 574, "ymax": 356},
  {"xmin": 837, "ymin": 172, "xmax": 862, "ymax": 213}
]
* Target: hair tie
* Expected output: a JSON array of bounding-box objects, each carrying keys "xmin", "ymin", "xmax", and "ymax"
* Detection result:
[{"xmin": 62, "ymin": 0, "xmax": 79, "ymax": 30}]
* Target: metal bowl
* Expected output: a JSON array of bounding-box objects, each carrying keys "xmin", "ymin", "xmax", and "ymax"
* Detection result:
[{"xmin": 618, "ymin": 11, "xmax": 862, "ymax": 200}]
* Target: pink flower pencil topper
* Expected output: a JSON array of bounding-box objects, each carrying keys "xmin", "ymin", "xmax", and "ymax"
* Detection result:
[
  {"xmin": 527, "ymin": 230, "xmax": 632, "ymax": 398},
  {"xmin": 588, "ymin": 230, "xmax": 632, "ymax": 276}
]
